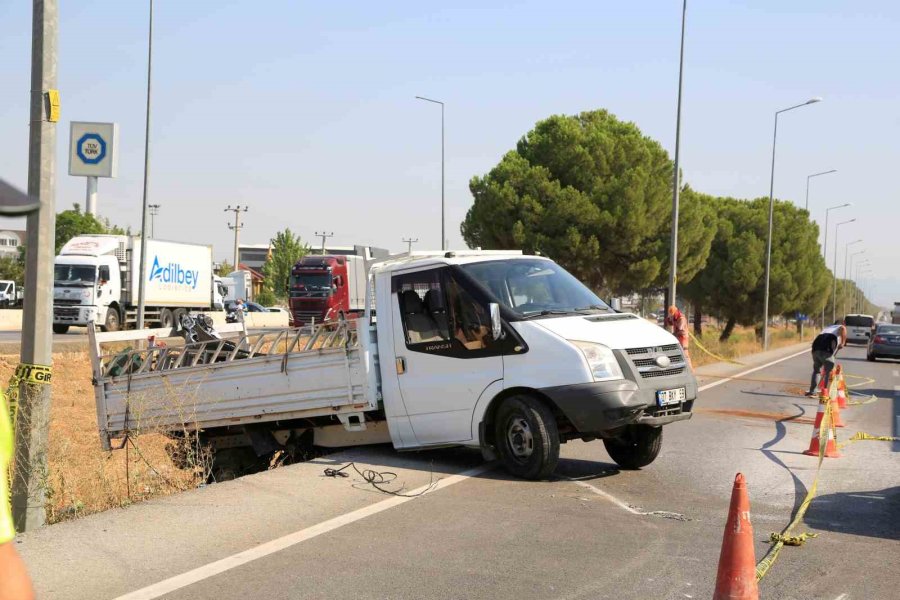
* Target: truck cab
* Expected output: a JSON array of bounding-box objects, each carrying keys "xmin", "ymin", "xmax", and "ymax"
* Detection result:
[
  {"xmin": 0, "ymin": 280, "xmax": 21, "ymax": 308},
  {"xmin": 290, "ymin": 255, "xmax": 362, "ymax": 325},
  {"xmin": 53, "ymin": 237, "xmax": 122, "ymax": 333},
  {"xmin": 371, "ymin": 252, "xmax": 696, "ymax": 478}
]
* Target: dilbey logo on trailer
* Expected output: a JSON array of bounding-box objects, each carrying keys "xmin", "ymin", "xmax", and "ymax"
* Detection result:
[{"xmin": 149, "ymin": 256, "xmax": 199, "ymax": 289}]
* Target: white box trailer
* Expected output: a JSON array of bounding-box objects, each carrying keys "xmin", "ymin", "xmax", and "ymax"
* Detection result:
[
  {"xmin": 91, "ymin": 251, "xmax": 698, "ymax": 480},
  {"xmin": 54, "ymin": 234, "xmax": 216, "ymax": 333}
]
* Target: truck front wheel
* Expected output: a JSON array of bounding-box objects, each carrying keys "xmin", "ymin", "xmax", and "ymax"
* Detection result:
[
  {"xmin": 52, "ymin": 324, "xmax": 69, "ymax": 334},
  {"xmin": 494, "ymin": 395, "xmax": 560, "ymax": 480},
  {"xmin": 603, "ymin": 425, "xmax": 662, "ymax": 470},
  {"xmin": 102, "ymin": 308, "xmax": 120, "ymax": 332}
]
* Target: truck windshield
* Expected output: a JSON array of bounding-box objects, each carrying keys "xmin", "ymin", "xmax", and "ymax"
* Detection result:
[
  {"xmin": 54, "ymin": 265, "xmax": 97, "ymax": 286},
  {"xmin": 460, "ymin": 259, "xmax": 613, "ymax": 317},
  {"xmin": 290, "ymin": 273, "xmax": 333, "ymax": 296}
]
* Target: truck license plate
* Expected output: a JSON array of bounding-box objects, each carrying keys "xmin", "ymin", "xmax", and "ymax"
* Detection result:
[{"xmin": 656, "ymin": 387, "xmax": 686, "ymax": 406}]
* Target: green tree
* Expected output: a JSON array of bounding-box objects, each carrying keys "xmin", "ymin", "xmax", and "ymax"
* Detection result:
[
  {"xmin": 0, "ymin": 256, "xmax": 24, "ymax": 285},
  {"xmin": 216, "ymin": 260, "xmax": 234, "ymax": 276},
  {"xmin": 461, "ymin": 110, "xmax": 715, "ymax": 294},
  {"xmin": 54, "ymin": 203, "xmax": 129, "ymax": 254},
  {"xmin": 261, "ymin": 229, "xmax": 309, "ymax": 300}
]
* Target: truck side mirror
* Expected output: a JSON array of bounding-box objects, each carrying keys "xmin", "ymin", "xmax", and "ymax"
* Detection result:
[{"xmin": 490, "ymin": 302, "xmax": 502, "ymax": 341}]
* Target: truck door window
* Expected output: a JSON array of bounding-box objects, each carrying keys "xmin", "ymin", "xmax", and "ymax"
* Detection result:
[
  {"xmin": 446, "ymin": 274, "xmax": 493, "ymax": 351},
  {"xmin": 394, "ymin": 270, "xmax": 451, "ymax": 346},
  {"xmin": 98, "ymin": 266, "xmax": 110, "ymax": 284}
]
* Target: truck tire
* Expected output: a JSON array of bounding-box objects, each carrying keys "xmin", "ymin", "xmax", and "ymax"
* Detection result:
[
  {"xmin": 173, "ymin": 308, "xmax": 187, "ymax": 330},
  {"xmin": 102, "ymin": 308, "xmax": 120, "ymax": 332},
  {"xmin": 52, "ymin": 324, "xmax": 69, "ymax": 334},
  {"xmin": 159, "ymin": 308, "xmax": 175, "ymax": 329},
  {"xmin": 494, "ymin": 395, "xmax": 560, "ymax": 480},
  {"xmin": 603, "ymin": 425, "xmax": 662, "ymax": 470}
]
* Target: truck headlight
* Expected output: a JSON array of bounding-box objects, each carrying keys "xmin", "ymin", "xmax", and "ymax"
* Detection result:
[{"xmin": 571, "ymin": 341, "xmax": 624, "ymax": 382}]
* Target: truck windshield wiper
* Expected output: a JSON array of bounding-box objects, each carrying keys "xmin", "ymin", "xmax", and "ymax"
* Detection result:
[
  {"xmin": 574, "ymin": 304, "xmax": 613, "ymax": 313},
  {"xmin": 520, "ymin": 309, "xmax": 580, "ymax": 319}
]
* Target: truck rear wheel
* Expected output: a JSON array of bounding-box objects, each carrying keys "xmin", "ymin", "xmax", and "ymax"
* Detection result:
[
  {"xmin": 603, "ymin": 425, "xmax": 662, "ymax": 470},
  {"xmin": 494, "ymin": 395, "xmax": 560, "ymax": 480},
  {"xmin": 52, "ymin": 324, "xmax": 69, "ymax": 334},
  {"xmin": 102, "ymin": 308, "xmax": 120, "ymax": 332},
  {"xmin": 159, "ymin": 308, "xmax": 175, "ymax": 329}
]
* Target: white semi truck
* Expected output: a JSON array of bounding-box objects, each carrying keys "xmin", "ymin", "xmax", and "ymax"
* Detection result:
[
  {"xmin": 89, "ymin": 251, "xmax": 697, "ymax": 479},
  {"xmin": 54, "ymin": 235, "xmax": 219, "ymax": 333}
]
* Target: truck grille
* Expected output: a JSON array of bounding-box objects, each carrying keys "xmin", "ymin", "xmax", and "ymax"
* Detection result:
[
  {"xmin": 54, "ymin": 307, "xmax": 80, "ymax": 318},
  {"xmin": 625, "ymin": 345, "xmax": 686, "ymax": 379},
  {"xmin": 54, "ymin": 299, "xmax": 82, "ymax": 306},
  {"xmin": 292, "ymin": 310, "xmax": 322, "ymax": 325}
]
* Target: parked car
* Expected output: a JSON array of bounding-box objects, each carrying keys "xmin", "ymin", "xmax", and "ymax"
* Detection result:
[
  {"xmin": 224, "ymin": 300, "xmax": 268, "ymax": 323},
  {"xmin": 867, "ymin": 323, "xmax": 900, "ymax": 362}
]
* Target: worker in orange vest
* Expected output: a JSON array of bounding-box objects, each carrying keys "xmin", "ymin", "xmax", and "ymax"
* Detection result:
[{"xmin": 665, "ymin": 305, "xmax": 693, "ymax": 369}]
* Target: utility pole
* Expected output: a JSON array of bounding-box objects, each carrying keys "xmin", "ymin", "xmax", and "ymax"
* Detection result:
[
  {"xmin": 13, "ymin": 0, "xmax": 58, "ymax": 532},
  {"xmin": 667, "ymin": 0, "xmax": 687, "ymax": 314},
  {"xmin": 315, "ymin": 231, "xmax": 333, "ymax": 255},
  {"xmin": 225, "ymin": 205, "xmax": 248, "ymax": 268},
  {"xmin": 148, "ymin": 203, "xmax": 160, "ymax": 238},
  {"xmin": 136, "ymin": 0, "xmax": 154, "ymax": 330},
  {"xmin": 402, "ymin": 237, "xmax": 418, "ymax": 254}
]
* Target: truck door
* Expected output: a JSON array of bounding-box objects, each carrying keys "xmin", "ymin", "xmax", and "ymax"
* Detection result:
[{"xmin": 391, "ymin": 266, "xmax": 503, "ymax": 444}]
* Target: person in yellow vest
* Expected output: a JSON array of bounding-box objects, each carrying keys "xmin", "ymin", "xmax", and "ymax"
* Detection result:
[{"xmin": 0, "ymin": 179, "xmax": 38, "ymax": 599}]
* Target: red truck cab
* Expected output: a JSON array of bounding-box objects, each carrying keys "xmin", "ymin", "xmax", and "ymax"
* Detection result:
[{"xmin": 289, "ymin": 255, "xmax": 364, "ymax": 326}]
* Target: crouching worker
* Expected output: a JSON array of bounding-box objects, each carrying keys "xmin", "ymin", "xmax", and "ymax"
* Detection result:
[
  {"xmin": 805, "ymin": 321, "xmax": 847, "ymax": 397},
  {"xmin": 665, "ymin": 305, "xmax": 692, "ymax": 370}
]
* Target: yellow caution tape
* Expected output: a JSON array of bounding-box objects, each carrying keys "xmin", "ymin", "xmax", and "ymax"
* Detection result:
[
  {"xmin": 756, "ymin": 368, "xmax": 897, "ymax": 582},
  {"xmin": 687, "ymin": 331, "xmax": 745, "ymax": 365},
  {"xmin": 756, "ymin": 382, "xmax": 836, "ymax": 581},
  {"xmin": 5, "ymin": 363, "xmax": 53, "ymax": 433}
]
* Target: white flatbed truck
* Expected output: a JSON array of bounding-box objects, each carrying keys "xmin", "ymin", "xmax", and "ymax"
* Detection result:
[{"xmin": 90, "ymin": 251, "xmax": 697, "ymax": 479}]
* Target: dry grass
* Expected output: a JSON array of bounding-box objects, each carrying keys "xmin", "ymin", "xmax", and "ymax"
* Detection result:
[
  {"xmin": 690, "ymin": 325, "xmax": 805, "ymax": 367},
  {"xmin": 0, "ymin": 351, "xmax": 204, "ymax": 524}
]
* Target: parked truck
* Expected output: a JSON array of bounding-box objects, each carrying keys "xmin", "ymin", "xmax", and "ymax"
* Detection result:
[
  {"xmin": 90, "ymin": 251, "xmax": 697, "ymax": 480},
  {"xmin": 0, "ymin": 280, "xmax": 23, "ymax": 308},
  {"xmin": 289, "ymin": 254, "xmax": 367, "ymax": 325},
  {"xmin": 893, "ymin": 302, "xmax": 900, "ymax": 324},
  {"xmin": 54, "ymin": 235, "xmax": 218, "ymax": 333}
]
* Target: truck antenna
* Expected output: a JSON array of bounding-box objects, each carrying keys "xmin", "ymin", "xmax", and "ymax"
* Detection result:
[
  {"xmin": 315, "ymin": 231, "xmax": 334, "ymax": 255},
  {"xmin": 402, "ymin": 237, "xmax": 418, "ymax": 254}
]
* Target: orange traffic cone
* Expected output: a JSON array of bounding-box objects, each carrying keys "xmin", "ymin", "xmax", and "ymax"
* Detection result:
[
  {"xmin": 835, "ymin": 367, "xmax": 849, "ymax": 409},
  {"xmin": 803, "ymin": 399, "xmax": 841, "ymax": 458},
  {"xmin": 713, "ymin": 473, "xmax": 759, "ymax": 600},
  {"xmin": 825, "ymin": 376, "xmax": 846, "ymax": 428}
]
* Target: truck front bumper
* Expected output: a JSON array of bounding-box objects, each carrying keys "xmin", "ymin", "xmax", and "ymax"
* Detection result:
[
  {"xmin": 541, "ymin": 373, "xmax": 696, "ymax": 433},
  {"xmin": 53, "ymin": 304, "xmax": 97, "ymax": 325}
]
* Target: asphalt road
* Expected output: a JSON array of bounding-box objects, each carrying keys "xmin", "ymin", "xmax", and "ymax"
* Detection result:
[
  {"xmin": 0, "ymin": 328, "xmax": 89, "ymax": 351},
  {"xmin": 16, "ymin": 342, "xmax": 900, "ymax": 600}
]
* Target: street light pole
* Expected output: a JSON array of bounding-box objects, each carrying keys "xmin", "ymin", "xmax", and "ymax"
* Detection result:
[
  {"xmin": 804, "ymin": 169, "xmax": 837, "ymax": 212},
  {"xmin": 667, "ymin": 0, "xmax": 688, "ymax": 313},
  {"xmin": 402, "ymin": 237, "xmax": 418, "ymax": 254},
  {"xmin": 843, "ymin": 243, "xmax": 863, "ymax": 316},
  {"xmin": 225, "ymin": 205, "xmax": 248, "ymax": 268},
  {"xmin": 13, "ymin": 0, "xmax": 58, "ymax": 532},
  {"xmin": 136, "ymin": 0, "xmax": 154, "ymax": 330},
  {"xmin": 415, "ymin": 96, "xmax": 445, "ymax": 250},
  {"xmin": 831, "ymin": 219, "xmax": 855, "ymax": 322},
  {"xmin": 821, "ymin": 203, "xmax": 849, "ymax": 327},
  {"xmin": 762, "ymin": 97, "xmax": 822, "ymax": 350},
  {"xmin": 148, "ymin": 203, "xmax": 160, "ymax": 238}
]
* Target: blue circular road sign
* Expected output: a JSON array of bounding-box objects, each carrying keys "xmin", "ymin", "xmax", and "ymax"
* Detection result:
[{"xmin": 76, "ymin": 133, "xmax": 107, "ymax": 165}]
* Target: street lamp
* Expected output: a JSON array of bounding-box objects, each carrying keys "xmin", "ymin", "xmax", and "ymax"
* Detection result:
[
  {"xmin": 763, "ymin": 97, "xmax": 822, "ymax": 350},
  {"xmin": 831, "ymin": 219, "xmax": 854, "ymax": 322},
  {"xmin": 805, "ymin": 169, "xmax": 837, "ymax": 211},
  {"xmin": 415, "ymin": 96, "xmax": 445, "ymax": 250},
  {"xmin": 820, "ymin": 202, "xmax": 849, "ymax": 326},
  {"xmin": 667, "ymin": 0, "xmax": 688, "ymax": 313},
  {"xmin": 845, "ymin": 246, "xmax": 865, "ymax": 316}
]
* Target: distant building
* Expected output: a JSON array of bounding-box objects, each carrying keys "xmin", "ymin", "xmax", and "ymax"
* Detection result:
[{"xmin": 0, "ymin": 230, "xmax": 25, "ymax": 259}]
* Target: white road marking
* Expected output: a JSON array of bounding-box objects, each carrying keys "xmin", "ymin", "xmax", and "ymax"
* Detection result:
[
  {"xmin": 892, "ymin": 369, "xmax": 899, "ymax": 377},
  {"xmin": 114, "ymin": 463, "xmax": 493, "ymax": 600},
  {"xmin": 833, "ymin": 594, "xmax": 849, "ymax": 600},
  {"xmin": 697, "ymin": 349, "xmax": 810, "ymax": 392}
]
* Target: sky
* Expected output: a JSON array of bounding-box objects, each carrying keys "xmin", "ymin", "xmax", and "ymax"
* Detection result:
[{"xmin": 1, "ymin": 1, "xmax": 898, "ymax": 307}]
